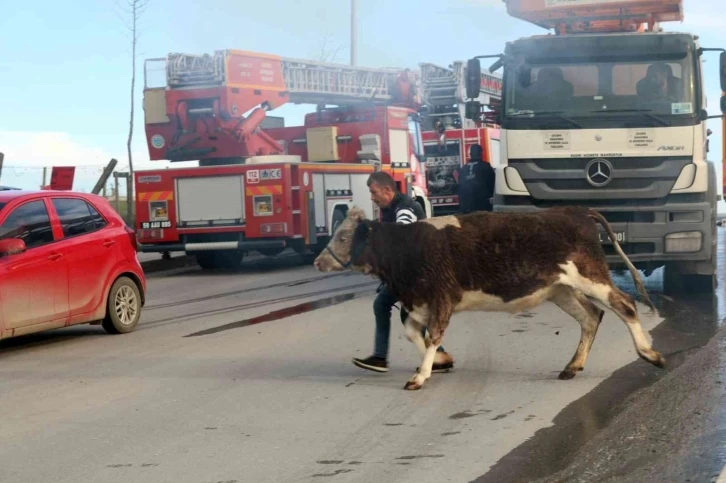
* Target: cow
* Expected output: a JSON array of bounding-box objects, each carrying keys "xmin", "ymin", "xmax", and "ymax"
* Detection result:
[{"xmin": 313, "ymin": 205, "xmax": 665, "ymax": 391}]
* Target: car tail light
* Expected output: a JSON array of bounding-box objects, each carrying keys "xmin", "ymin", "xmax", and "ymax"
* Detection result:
[{"xmin": 124, "ymin": 225, "xmax": 138, "ymax": 252}]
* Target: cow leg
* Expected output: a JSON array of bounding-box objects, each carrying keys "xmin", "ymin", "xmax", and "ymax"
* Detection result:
[
  {"xmin": 562, "ymin": 268, "xmax": 666, "ymax": 369},
  {"xmin": 550, "ymin": 286, "xmax": 605, "ymax": 380},
  {"xmin": 403, "ymin": 314, "xmax": 427, "ymax": 357},
  {"xmin": 598, "ymin": 287, "xmax": 666, "ymax": 368},
  {"xmin": 404, "ymin": 302, "xmax": 451, "ymax": 391}
]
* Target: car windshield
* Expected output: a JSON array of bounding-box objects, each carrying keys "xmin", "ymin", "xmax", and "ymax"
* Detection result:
[{"xmin": 504, "ymin": 35, "xmax": 697, "ymax": 122}]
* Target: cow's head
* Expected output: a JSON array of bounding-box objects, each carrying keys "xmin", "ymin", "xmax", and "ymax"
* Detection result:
[{"xmin": 313, "ymin": 207, "xmax": 372, "ymax": 273}]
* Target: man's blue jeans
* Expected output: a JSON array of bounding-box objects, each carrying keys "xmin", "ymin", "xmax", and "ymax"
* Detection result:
[{"xmin": 372, "ymin": 283, "xmax": 446, "ymax": 360}]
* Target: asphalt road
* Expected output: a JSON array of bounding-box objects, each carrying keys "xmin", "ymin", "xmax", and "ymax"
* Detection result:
[{"xmin": 0, "ymin": 239, "xmax": 724, "ymax": 483}]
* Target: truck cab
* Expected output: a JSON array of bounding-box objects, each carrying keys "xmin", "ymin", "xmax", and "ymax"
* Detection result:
[{"xmin": 464, "ymin": 1, "xmax": 726, "ymax": 292}]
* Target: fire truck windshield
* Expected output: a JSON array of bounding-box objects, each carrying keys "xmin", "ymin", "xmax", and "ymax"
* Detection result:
[
  {"xmin": 502, "ymin": 35, "xmax": 698, "ymax": 129},
  {"xmin": 408, "ymin": 114, "xmax": 424, "ymax": 156}
]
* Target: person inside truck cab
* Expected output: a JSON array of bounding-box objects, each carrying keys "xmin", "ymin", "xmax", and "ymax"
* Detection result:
[
  {"xmin": 527, "ymin": 67, "xmax": 574, "ymax": 100},
  {"xmin": 636, "ymin": 63, "xmax": 682, "ymax": 102}
]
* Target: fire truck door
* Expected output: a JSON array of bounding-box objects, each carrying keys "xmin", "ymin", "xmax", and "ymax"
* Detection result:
[{"xmin": 389, "ymin": 129, "xmax": 409, "ymax": 165}]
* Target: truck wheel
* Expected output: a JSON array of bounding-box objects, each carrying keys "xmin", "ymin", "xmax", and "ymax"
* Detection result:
[
  {"xmin": 664, "ymin": 261, "xmax": 716, "ymax": 294},
  {"xmin": 195, "ymin": 251, "xmax": 243, "ymax": 270},
  {"xmin": 682, "ymin": 273, "xmax": 716, "ymax": 294},
  {"xmin": 195, "ymin": 252, "xmax": 218, "ymax": 270},
  {"xmin": 258, "ymin": 247, "xmax": 285, "ymax": 257},
  {"xmin": 102, "ymin": 277, "xmax": 142, "ymax": 334}
]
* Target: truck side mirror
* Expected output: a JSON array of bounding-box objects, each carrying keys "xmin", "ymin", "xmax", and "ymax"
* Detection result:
[
  {"xmin": 465, "ymin": 101, "xmax": 481, "ymax": 121},
  {"xmin": 720, "ymin": 52, "xmax": 726, "ymax": 92},
  {"xmin": 721, "ymin": 95, "xmax": 726, "ymax": 114},
  {"xmin": 466, "ymin": 58, "xmax": 482, "ymax": 100}
]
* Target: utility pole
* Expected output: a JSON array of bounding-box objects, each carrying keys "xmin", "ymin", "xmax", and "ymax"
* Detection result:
[
  {"xmin": 351, "ymin": 0, "xmax": 357, "ymax": 66},
  {"xmin": 0, "ymin": 152, "xmax": 4, "ymax": 183}
]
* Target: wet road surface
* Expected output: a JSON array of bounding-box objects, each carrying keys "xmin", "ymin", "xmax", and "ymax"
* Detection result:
[{"xmin": 0, "ymin": 236, "xmax": 724, "ymax": 483}]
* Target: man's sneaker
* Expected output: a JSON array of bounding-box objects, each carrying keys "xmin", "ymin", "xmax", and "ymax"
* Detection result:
[{"xmin": 352, "ymin": 356, "xmax": 389, "ymax": 373}]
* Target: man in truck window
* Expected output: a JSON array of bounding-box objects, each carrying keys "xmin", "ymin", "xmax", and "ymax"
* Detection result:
[
  {"xmin": 352, "ymin": 171, "xmax": 454, "ymax": 373},
  {"xmin": 528, "ymin": 67, "xmax": 574, "ymax": 100},
  {"xmin": 636, "ymin": 63, "xmax": 682, "ymax": 102}
]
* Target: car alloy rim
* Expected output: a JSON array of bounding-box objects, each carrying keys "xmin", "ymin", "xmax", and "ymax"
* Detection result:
[{"xmin": 115, "ymin": 285, "xmax": 139, "ymax": 326}]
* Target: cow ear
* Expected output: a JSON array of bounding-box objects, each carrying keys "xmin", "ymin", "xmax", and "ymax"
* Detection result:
[{"xmin": 348, "ymin": 207, "xmax": 367, "ymax": 222}]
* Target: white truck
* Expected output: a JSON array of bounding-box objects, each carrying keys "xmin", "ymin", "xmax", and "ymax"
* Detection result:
[{"xmin": 464, "ymin": 0, "xmax": 725, "ymax": 293}]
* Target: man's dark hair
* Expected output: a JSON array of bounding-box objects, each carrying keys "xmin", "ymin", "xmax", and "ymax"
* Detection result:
[{"xmin": 367, "ymin": 171, "xmax": 397, "ymax": 191}]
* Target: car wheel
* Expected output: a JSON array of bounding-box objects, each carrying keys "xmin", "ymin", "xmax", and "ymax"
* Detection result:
[{"xmin": 102, "ymin": 276, "xmax": 142, "ymax": 334}]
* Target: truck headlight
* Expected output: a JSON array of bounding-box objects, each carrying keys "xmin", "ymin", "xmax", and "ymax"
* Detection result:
[
  {"xmin": 665, "ymin": 231, "xmax": 702, "ymax": 253},
  {"xmin": 503, "ymin": 167, "xmax": 529, "ymax": 193}
]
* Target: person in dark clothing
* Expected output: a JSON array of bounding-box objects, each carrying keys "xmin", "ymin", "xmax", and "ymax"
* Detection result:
[
  {"xmin": 458, "ymin": 144, "xmax": 495, "ymax": 213},
  {"xmin": 352, "ymin": 171, "xmax": 454, "ymax": 374}
]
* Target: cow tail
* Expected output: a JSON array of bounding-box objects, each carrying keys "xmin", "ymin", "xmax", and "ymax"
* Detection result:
[{"xmin": 587, "ymin": 209, "xmax": 656, "ymax": 313}]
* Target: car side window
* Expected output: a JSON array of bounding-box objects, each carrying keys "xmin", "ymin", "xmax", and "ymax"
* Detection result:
[
  {"xmin": 87, "ymin": 202, "xmax": 108, "ymax": 231},
  {"xmin": 0, "ymin": 200, "xmax": 55, "ymax": 249},
  {"xmin": 51, "ymin": 198, "xmax": 107, "ymax": 238}
]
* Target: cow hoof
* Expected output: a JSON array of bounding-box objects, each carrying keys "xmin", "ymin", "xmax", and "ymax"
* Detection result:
[
  {"xmin": 558, "ymin": 369, "xmax": 577, "ymax": 380},
  {"xmin": 404, "ymin": 381, "xmax": 423, "ymax": 390},
  {"xmin": 640, "ymin": 350, "xmax": 666, "ymax": 369}
]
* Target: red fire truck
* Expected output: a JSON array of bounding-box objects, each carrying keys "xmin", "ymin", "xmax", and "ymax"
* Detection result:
[
  {"xmin": 136, "ymin": 50, "xmax": 431, "ymax": 269},
  {"xmin": 418, "ymin": 61, "xmax": 502, "ymax": 215}
]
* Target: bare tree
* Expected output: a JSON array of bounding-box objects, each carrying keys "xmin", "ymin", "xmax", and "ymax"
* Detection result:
[
  {"xmin": 316, "ymin": 33, "xmax": 347, "ymax": 63},
  {"xmin": 116, "ymin": 0, "xmax": 150, "ymax": 226}
]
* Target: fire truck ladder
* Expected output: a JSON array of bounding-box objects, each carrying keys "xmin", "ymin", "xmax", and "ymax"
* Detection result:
[
  {"xmin": 165, "ymin": 51, "xmax": 422, "ymax": 107},
  {"xmin": 281, "ymin": 57, "xmax": 421, "ymax": 106},
  {"xmin": 419, "ymin": 62, "xmax": 460, "ymax": 120}
]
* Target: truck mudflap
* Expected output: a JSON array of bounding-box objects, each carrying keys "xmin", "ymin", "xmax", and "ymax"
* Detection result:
[{"xmin": 138, "ymin": 239, "xmax": 286, "ymax": 253}]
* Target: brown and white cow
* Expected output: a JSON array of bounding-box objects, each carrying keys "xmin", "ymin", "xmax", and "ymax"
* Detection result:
[{"xmin": 313, "ymin": 206, "xmax": 665, "ymax": 391}]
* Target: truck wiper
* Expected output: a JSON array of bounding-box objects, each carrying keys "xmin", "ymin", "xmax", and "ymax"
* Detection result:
[
  {"xmin": 590, "ymin": 109, "xmax": 671, "ymax": 127},
  {"xmin": 509, "ymin": 110, "xmax": 583, "ymax": 128}
]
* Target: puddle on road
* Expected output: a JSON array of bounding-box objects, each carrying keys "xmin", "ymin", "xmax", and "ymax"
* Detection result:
[
  {"xmin": 184, "ymin": 292, "xmax": 361, "ymax": 337},
  {"xmin": 472, "ymin": 266, "xmax": 726, "ymax": 483}
]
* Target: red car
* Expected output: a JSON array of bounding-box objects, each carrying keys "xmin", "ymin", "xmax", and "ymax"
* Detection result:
[{"xmin": 0, "ymin": 190, "xmax": 146, "ymax": 340}]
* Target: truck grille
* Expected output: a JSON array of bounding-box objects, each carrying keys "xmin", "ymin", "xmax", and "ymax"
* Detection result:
[{"xmin": 509, "ymin": 156, "xmax": 691, "ymax": 201}]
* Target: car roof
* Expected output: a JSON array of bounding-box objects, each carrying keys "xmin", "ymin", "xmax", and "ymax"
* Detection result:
[{"xmin": 0, "ymin": 190, "xmax": 103, "ymax": 203}]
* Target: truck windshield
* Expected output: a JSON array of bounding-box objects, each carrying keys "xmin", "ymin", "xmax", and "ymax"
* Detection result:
[
  {"xmin": 408, "ymin": 115, "xmax": 424, "ymax": 156},
  {"xmin": 503, "ymin": 37, "xmax": 697, "ymax": 125}
]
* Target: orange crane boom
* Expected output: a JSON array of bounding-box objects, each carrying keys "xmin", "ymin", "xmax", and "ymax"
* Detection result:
[{"xmin": 503, "ymin": 0, "xmax": 683, "ymax": 34}]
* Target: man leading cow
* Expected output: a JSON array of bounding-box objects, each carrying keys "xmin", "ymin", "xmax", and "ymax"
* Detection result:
[{"xmin": 351, "ymin": 171, "xmax": 455, "ymax": 374}]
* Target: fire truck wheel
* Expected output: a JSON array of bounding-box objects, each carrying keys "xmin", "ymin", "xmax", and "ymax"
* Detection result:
[
  {"xmin": 195, "ymin": 251, "xmax": 243, "ymax": 270},
  {"xmin": 258, "ymin": 247, "xmax": 285, "ymax": 257}
]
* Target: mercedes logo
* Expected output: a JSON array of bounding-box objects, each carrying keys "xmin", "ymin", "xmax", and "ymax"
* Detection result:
[{"xmin": 585, "ymin": 158, "xmax": 613, "ymax": 187}]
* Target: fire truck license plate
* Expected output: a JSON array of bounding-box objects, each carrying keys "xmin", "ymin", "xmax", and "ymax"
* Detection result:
[
  {"xmin": 598, "ymin": 230, "xmax": 626, "ymax": 244},
  {"xmin": 141, "ymin": 221, "xmax": 172, "ymax": 229}
]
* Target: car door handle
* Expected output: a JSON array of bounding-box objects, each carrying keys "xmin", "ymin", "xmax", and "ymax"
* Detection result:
[
  {"xmin": 48, "ymin": 253, "xmax": 63, "ymax": 261},
  {"xmin": 102, "ymin": 240, "xmax": 116, "ymax": 247}
]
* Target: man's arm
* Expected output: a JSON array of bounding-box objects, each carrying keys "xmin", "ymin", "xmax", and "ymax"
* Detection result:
[{"xmin": 395, "ymin": 207, "xmax": 418, "ymax": 225}]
